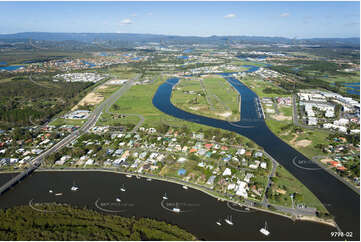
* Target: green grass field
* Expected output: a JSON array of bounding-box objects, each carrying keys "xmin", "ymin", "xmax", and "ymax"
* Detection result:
[
  {"xmin": 50, "ymin": 118, "xmax": 84, "ymax": 126},
  {"xmin": 99, "ymin": 76, "xmax": 217, "ymax": 131},
  {"xmin": 240, "ymin": 77, "xmax": 290, "ymax": 98},
  {"xmin": 269, "ymin": 165, "xmax": 328, "ymax": 214},
  {"xmin": 171, "ymin": 75, "xmax": 240, "ymax": 121}
]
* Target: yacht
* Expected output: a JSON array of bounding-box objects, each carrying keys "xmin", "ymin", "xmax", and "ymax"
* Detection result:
[
  {"xmin": 172, "ymin": 207, "xmax": 181, "ymax": 213},
  {"xmin": 216, "ymin": 219, "xmax": 222, "ymax": 226},
  {"xmin": 182, "ymin": 185, "xmax": 188, "ymax": 190},
  {"xmin": 116, "ymin": 198, "xmax": 121, "ymax": 202},
  {"xmin": 162, "ymin": 192, "xmax": 168, "ymax": 200},
  {"xmin": 70, "ymin": 183, "xmax": 79, "ymax": 191},
  {"xmin": 224, "ymin": 215, "xmax": 234, "ymax": 226},
  {"xmin": 49, "ymin": 190, "xmax": 53, "ymax": 194},
  {"xmin": 146, "ymin": 178, "xmax": 152, "ymax": 181},
  {"xmin": 259, "ymin": 221, "xmax": 270, "ymax": 236},
  {"xmin": 55, "ymin": 193, "xmax": 63, "ymax": 196},
  {"xmin": 126, "ymin": 174, "xmax": 132, "ymax": 178},
  {"xmin": 120, "ymin": 185, "xmax": 126, "ymax": 192}
]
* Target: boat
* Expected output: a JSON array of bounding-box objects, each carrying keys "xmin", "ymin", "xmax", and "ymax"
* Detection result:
[
  {"xmin": 224, "ymin": 215, "xmax": 234, "ymax": 226},
  {"xmin": 146, "ymin": 178, "xmax": 152, "ymax": 181},
  {"xmin": 55, "ymin": 193, "xmax": 63, "ymax": 196},
  {"xmin": 49, "ymin": 190, "xmax": 53, "ymax": 194},
  {"xmin": 216, "ymin": 219, "xmax": 222, "ymax": 226},
  {"xmin": 162, "ymin": 192, "xmax": 168, "ymax": 200},
  {"xmin": 259, "ymin": 221, "xmax": 270, "ymax": 236},
  {"xmin": 126, "ymin": 174, "xmax": 132, "ymax": 178},
  {"xmin": 182, "ymin": 185, "xmax": 188, "ymax": 190},
  {"xmin": 116, "ymin": 198, "xmax": 121, "ymax": 202},
  {"xmin": 70, "ymin": 181, "xmax": 79, "ymax": 191},
  {"xmin": 245, "ymin": 207, "xmax": 250, "ymax": 211},
  {"xmin": 120, "ymin": 185, "xmax": 126, "ymax": 192},
  {"xmin": 172, "ymin": 207, "xmax": 181, "ymax": 213}
]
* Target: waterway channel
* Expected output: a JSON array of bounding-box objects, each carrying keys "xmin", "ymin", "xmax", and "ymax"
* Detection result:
[
  {"xmin": 0, "ymin": 171, "xmax": 337, "ymax": 241},
  {"xmin": 152, "ymin": 74, "xmax": 360, "ymax": 240}
]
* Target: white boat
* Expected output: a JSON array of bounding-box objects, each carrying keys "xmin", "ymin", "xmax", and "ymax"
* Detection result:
[
  {"xmin": 116, "ymin": 198, "xmax": 121, "ymax": 202},
  {"xmin": 172, "ymin": 207, "xmax": 181, "ymax": 213},
  {"xmin": 126, "ymin": 174, "xmax": 132, "ymax": 178},
  {"xmin": 224, "ymin": 215, "xmax": 234, "ymax": 226},
  {"xmin": 146, "ymin": 178, "xmax": 152, "ymax": 181},
  {"xmin": 260, "ymin": 221, "xmax": 270, "ymax": 236},
  {"xmin": 182, "ymin": 185, "xmax": 188, "ymax": 190},
  {"xmin": 162, "ymin": 192, "xmax": 168, "ymax": 200},
  {"xmin": 70, "ymin": 181, "xmax": 79, "ymax": 191},
  {"xmin": 216, "ymin": 219, "xmax": 222, "ymax": 226},
  {"xmin": 49, "ymin": 190, "xmax": 53, "ymax": 194},
  {"xmin": 120, "ymin": 185, "xmax": 126, "ymax": 192},
  {"xmin": 245, "ymin": 207, "xmax": 250, "ymax": 211},
  {"xmin": 55, "ymin": 193, "xmax": 63, "ymax": 196}
]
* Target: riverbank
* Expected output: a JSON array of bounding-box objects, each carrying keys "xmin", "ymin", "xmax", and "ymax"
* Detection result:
[{"xmin": 0, "ymin": 167, "xmax": 336, "ymax": 228}]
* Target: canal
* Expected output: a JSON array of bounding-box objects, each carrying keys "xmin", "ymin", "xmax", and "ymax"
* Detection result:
[{"xmin": 152, "ymin": 75, "xmax": 360, "ymax": 240}]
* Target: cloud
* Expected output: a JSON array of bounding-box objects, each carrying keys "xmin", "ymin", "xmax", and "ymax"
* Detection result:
[
  {"xmin": 147, "ymin": 12, "xmax": 153, "ymax": 16},
  {"xmin": 119, "ymin": 19, "xmax": 132, "ymax": 25},
  {"xmin": 280, "ymin": 13, "xmax": 290, "ymax": 17},
  {"xmin": 224, "ymin": 13, "xmax": 236, "ymax": 19},
  {"xmin": 131, "ymin": 13, "xmax": 137, "ymax": 17}
]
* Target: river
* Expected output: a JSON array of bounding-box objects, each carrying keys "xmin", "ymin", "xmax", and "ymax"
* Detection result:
[
  {"xmin": 0, "ymin": 171, "xmax": 337, "ymax": 241},
  {"xmin": 0, "ymin": 66, "xmax": 358, "ymax": 240},
  {"xmin": 152, "ymin": 74, "xmax": 360, "ymax": 240}
]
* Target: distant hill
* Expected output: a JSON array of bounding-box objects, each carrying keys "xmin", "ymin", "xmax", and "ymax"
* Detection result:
[{"xmin": 0, "ymin": 32, "xmax": 359, "ymax": 47}]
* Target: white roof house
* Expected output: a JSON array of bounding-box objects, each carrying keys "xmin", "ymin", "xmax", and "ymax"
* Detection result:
[
  {"xmin": 222, "ymin": 168, "xmax": 232, "ymax": 176},
  {"xmin": 235, "ymin": 181, "xmax": 248, "ymax": 198},
  {"xmin": 308, "ymin": 117, "xmax": 318, "ymax": 126}
]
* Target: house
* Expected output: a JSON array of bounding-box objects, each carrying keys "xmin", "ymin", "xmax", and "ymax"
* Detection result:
[
  {"xmin": 178, "ymin": 168, "xmax": 186, "ymax": 176},
  {"xmin": 189, "ymin": 148, "xmax": 197, "ymax": 153},
  {"xmin": 235, "ymin": 181, "xmax": 248, "ymax": 198},
  {"xmin": 85, "ymin": 159, "xmax": 94, "ymax": 166},
  {"xmin": 236, "ymin": 148, "xmax": 246, "ymax": 155},
  {"xmin": 260, "ymin": 162, "xmax": 267, "ymax": 169},
  {"xmin": 249, "ymin": 160, "xmax": 260, "ymax": 169},
  {"xmin": 222, "ymin": 168, "xmax": 232, "ymax": 176},
  {"xmin": 254, "ymin": 151, "xmax": 263, "ymax": 158},
  {"xmin": 206, "ymin": 175, "xmax": 216, "ymax": 186},
  {"xmin": 308, "ymin": 117, "xmax": 318, "ymax": 126},
  {"xmin": 177, "ymin": 157, "xmax": 187, "ymax": 163},
  {"xmin": 227, "ymin": 183, "xmax": 236, "ymax": 190},
  {"xmin": 244, "ymin": 173, "xmax": 254, "ymax": 183}
]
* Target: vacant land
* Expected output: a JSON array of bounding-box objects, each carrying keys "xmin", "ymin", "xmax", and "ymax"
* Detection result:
[
  {"xmin": 268, "ymin": 165, "xmax": 329, "ymax": 215},
  {"xmin": 240, "ymin": 77, "xmax": 290, "ymax": 98},
  {"xmin": 171, "ymin": 75, "xmax": 240, "ymax": 121},
  {"xmin": 98, "ymin": 76, "xmax": 210, "ymax": 131}
]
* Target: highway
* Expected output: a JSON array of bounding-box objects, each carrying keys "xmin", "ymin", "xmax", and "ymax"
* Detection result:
[{"xmin": 0, "ymin": 74, "xmax": 139, "ymax": 195}]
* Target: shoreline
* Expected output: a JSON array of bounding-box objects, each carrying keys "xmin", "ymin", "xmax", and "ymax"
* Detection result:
[{"xmin": 0, "ymin": 167, "xmax": 337, "ymax": 228}]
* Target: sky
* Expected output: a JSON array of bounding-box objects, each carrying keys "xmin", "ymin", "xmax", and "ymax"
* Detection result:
[{"xmin": 0, "ymin": 1, "xmax": 359, "ymax": 38}]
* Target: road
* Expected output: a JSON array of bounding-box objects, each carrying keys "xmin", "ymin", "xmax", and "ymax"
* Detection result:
[{"xmin": 0, "ymin": 74, "xmax": 139, "ymax": 195}]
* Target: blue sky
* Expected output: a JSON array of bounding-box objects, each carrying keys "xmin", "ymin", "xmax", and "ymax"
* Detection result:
[{"xmin": 0, "ymin": 1, "xmax": 359, "ymax": 38}]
